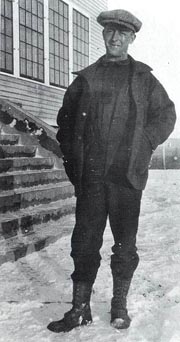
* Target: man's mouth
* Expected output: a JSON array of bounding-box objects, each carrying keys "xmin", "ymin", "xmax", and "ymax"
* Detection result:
[{"xmin": 109, "ymin": 44, "xmax": 121, "ymax": 48}]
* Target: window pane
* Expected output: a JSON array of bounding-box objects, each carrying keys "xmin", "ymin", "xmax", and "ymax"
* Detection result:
[
  {"xmin": 20, "ymin": 0, "xmax": 26, "ymax": 9},
  {"xmin": 27, "ymin": 45, "xmax": 32, "ymax": 60},
  {"xmin": 20, "ymin": 58, "xmax": 26, "ymax": 74},
  {"xmin": 55, "ymin": 42, "xmax": 59, "ymax": 55},
  {"xmin": 38, "ymin": 3, "xmax": 43, "ymax": 17},
  {"xmin": 6, "ymin": 36, "xmax": 12, "ymax": 53},
  {"xmin": 26, "ymin": 0, "xmax": 32, "ymax": 12},
  {"xmin": 38, "ymin": 34, "xmax": 43, "ymax": 49},
  {"xmin": 20, "ymin": 9, "xmax": 26, "ymax": 25},
  {"xmin": 6, "ymin": 53, "xmax": 13, "ymax": 71},
  {"xmin": 5, "ymin": 18, "xmax": 12, "ymax": 36},
  {"xmin": 38, "ymin": 49, "xmax": 43, "ymax": 64},
  {"xmin": 32, "ymin": 31, "xmax": 38, "ymax": 46},
  {"xmin": 49, "ymin": 39, "xmax": 54, "ymax": 54},
  {"xmin": 20, "ymin": 26, "xmax": 25, "ymax": 41},
  {"xmin": 50, "ymin": 54, "xmax": 54, "ymax": 68},
  {"xmin": 38, "ymin": 64, "xmax": 44, "ymax": 80},
  {"xmin": 55, "ymin": 56, "xmax": 59, "ymax": 70},
  {"xmin": 0, "ymin": 34, "xmax": 5, "ymax": 51},
  {"xmin": 38, "ymin": 19, "xmax": 43, "ymax": 33},
  {"xmin": 32, "ymin": 0, "xmax": 38, "ymax": 14},
  {"xmin": 1, "ymin": 17, "xmax": 5, "ymax": 34},
  {"xmin": 49, "ymin": 9, "xmax": 53, "ymax": 22},
  {"xmin": 32, "ymin": 47, "xmax": 38, "ymax": 62},
  {"xmin": 1, "ymin": 0, "xmax": 5, "ymax": 16},
  {"xmin": 32, "ymin": 15, "xmax": 38, "ymax": 31},
  {"xmin": 26, "ymin": 28, "xmax": 32, "ymax": 44},
  {"xmin": 27, "ymin": 60, "xmax": 33, "ymax": 76},
  {"xmin": 26, "ymin": 12, "xmax": 32, "ymax": 28},
  {"xmin": 49, "ymin": 24, "xmax": 54, "ymax": 38},
  {"xmin": 55, "ymin": 27, "xmax": 59, "ymax": 41},
  {"xmin": 33, "ymin": 62, "xmax": 38, "ymax": 78},
  {"xmin": 50, "ymin": 68, "xmax": 55, "ymax": 83},
  {"xmin": 5, "ymin": 1, "xmax": 12, "ymax": 19},
  {"xmin": 20, "ymin": 42, "xmax": 26, "ymax": 58},
  {"xmin": 0, "ymin": 52, "xmax": 5, "ymax": 69},
  {"xmin": 55, "ymin": 71, "xmax": 60, "ymax": 85},
  {"xmin": 54, "ymin": 0, "xmax": 58, "ymax": 12}
]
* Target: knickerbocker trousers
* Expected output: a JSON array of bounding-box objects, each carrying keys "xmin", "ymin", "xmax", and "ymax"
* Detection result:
[{"xmin": 71, "ymin": 181, "xmax": 142, "ymax": 284}]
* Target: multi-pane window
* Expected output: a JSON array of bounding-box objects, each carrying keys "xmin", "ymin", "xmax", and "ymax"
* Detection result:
[
  {"xmin": 73, "ymin": 10, "xmax": 89, "ymax": 71},
  {"xmin": 19, "ymin": 0, "xmax": 44, "ymax": 82},
  {"xmin": 49, "ymin": 0, "xmax": 69, "ymax": 88},
  {"xmin": 0, "ymin": 0, "xmax": 13, "ymax": 73}
]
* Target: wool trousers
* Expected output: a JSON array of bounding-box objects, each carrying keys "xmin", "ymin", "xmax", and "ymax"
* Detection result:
[{"xmin": 71, "ymin": 181, "xmax": 142, "ymax": 285}]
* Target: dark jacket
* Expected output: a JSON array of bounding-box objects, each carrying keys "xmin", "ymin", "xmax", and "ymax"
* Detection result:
[{"xmin": 56, "ymin": 55, "xmax": 176, "ymax": 195}]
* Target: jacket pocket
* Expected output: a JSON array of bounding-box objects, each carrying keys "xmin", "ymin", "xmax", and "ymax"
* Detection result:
[{"xmin": 135, "ymin": 131, "xmax": 153, "ymax": 175}]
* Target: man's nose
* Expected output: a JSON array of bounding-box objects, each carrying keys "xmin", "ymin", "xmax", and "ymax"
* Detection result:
[{"xmin": 112, "ymin": 30, "xmax": 121, "ymax": 41}]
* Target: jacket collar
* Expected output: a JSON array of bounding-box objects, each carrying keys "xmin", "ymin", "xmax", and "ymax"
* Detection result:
[{"xmin": 72, "ymin": 54, "xmax": 152, "ymax": 80}]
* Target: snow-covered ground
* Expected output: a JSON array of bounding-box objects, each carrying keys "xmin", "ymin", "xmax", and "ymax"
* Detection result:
[{"xmin": 0, "ymin": 170, "xmax": 180, "ymax": 342}]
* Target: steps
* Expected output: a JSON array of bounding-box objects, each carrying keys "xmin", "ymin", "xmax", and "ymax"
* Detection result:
[
  {"xmin": 0, "ymin": 145, "xmax": 37, "ymax": 158},
  {"xmin": 0, "ymin": 131, "xmax": 75, "ymax": 263},
  {"xmin": 0, "ymin": 157, "xmax": 55, "ymax": 172},
  {"xmin": 0, "ymin": 169, "xmax": 67, "ymax": 190}
]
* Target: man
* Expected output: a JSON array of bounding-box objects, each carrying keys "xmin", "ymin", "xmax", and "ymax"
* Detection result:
[{"xmin": 47, "ymin": 9, "xmax": 176, "ymax": 333}]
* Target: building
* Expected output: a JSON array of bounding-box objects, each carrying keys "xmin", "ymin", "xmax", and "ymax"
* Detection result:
[{"xmin": 0, "ymin": 0, "xmax": 108, "ymax": 126}]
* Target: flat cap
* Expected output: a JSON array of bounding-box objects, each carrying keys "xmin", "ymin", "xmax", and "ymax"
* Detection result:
[{"xmin": 97, "ymin": 9, "xmax": 142, "ymax": 32}]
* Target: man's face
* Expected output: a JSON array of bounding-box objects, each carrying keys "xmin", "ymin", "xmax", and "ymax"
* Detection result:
[{"xmin": 103, "ymin": 24, "xmax": 135, "ymax": 59}]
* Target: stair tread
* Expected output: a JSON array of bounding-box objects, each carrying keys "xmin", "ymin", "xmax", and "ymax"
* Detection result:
[
  {"xmin": 0, "ymin": 196, "xmax": 76, "ymax": 223},
  {"xmin": 0, "ymin": 181, "xmax": 71, "ymax": 197},
  {"xmin": 0, "ymin": 157, "xmax": 53, "ymax": 161},
  {"xmin": 0, "ymin": 144, "xmax": 36, "ymax": 148},
  {"xmin": 0, "ymin": 134, "xmax": 19, "ymax": 138},
  {"xmin": 0, "ymin": 168, "xmax": 64, "ymax": 177}
]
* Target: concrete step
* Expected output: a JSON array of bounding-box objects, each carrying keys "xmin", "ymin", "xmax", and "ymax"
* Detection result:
[
  {"xmin": 0, "ymin": 168, "xmax": 67, "ymax": 190},
  {"xmin": 0, "ymin": 145, "xmax": 37, "ymax": 158},
  {"xmin": 0, "ymin": 213, "xmax": 75, "ymax": 265},
  {"xmin": 0, "ymin": 196, "xmax": 76, "ymax": 238},
  {"xmin": 0, "ymin": 134, "xmax": 20, "ymax": 145},
  {"xmin": 0, "ymin": 157, "xmax": 56, "ymax": 173},
  {"xmin": 0, "ymin": 181, "xmax": 74, "ymax": 213}
]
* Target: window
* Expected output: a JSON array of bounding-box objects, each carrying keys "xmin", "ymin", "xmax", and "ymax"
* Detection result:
[
  {"xmin": 19, "ymin": 0, "xmax": 44, "ymax": 82},
  {"xmin": 0, "ymin": 0, "xmax": 13, "ymax": 73},
  {"xmin": 49, "ymin": 0, "xmax": 69, "ymax": 88},
  {"xmin": 73, "ymin": 9, "xmax": 89, "ymax": 72}
]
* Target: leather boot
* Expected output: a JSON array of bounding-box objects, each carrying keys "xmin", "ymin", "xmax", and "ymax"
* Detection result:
[
  {"xmin": 111, "ymin": 278, "xmax": 132, "ymax": 329},
  {"xmin": 47, "ymin": 282, "xmax": 93, "ymax": 333}
]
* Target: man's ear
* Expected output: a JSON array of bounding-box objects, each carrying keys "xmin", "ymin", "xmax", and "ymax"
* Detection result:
[
  {"xmin": 129, "ymin": 33, "xmax": 136, "ymax": 44},
  {"xmin": 102, "ymin": 29, "xmax": 105, "ymax": 40}
]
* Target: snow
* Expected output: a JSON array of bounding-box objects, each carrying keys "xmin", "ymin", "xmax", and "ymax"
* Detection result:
[{"xmin": 0, "ymin": 170, "xmax": 180, "ymax": 342}]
